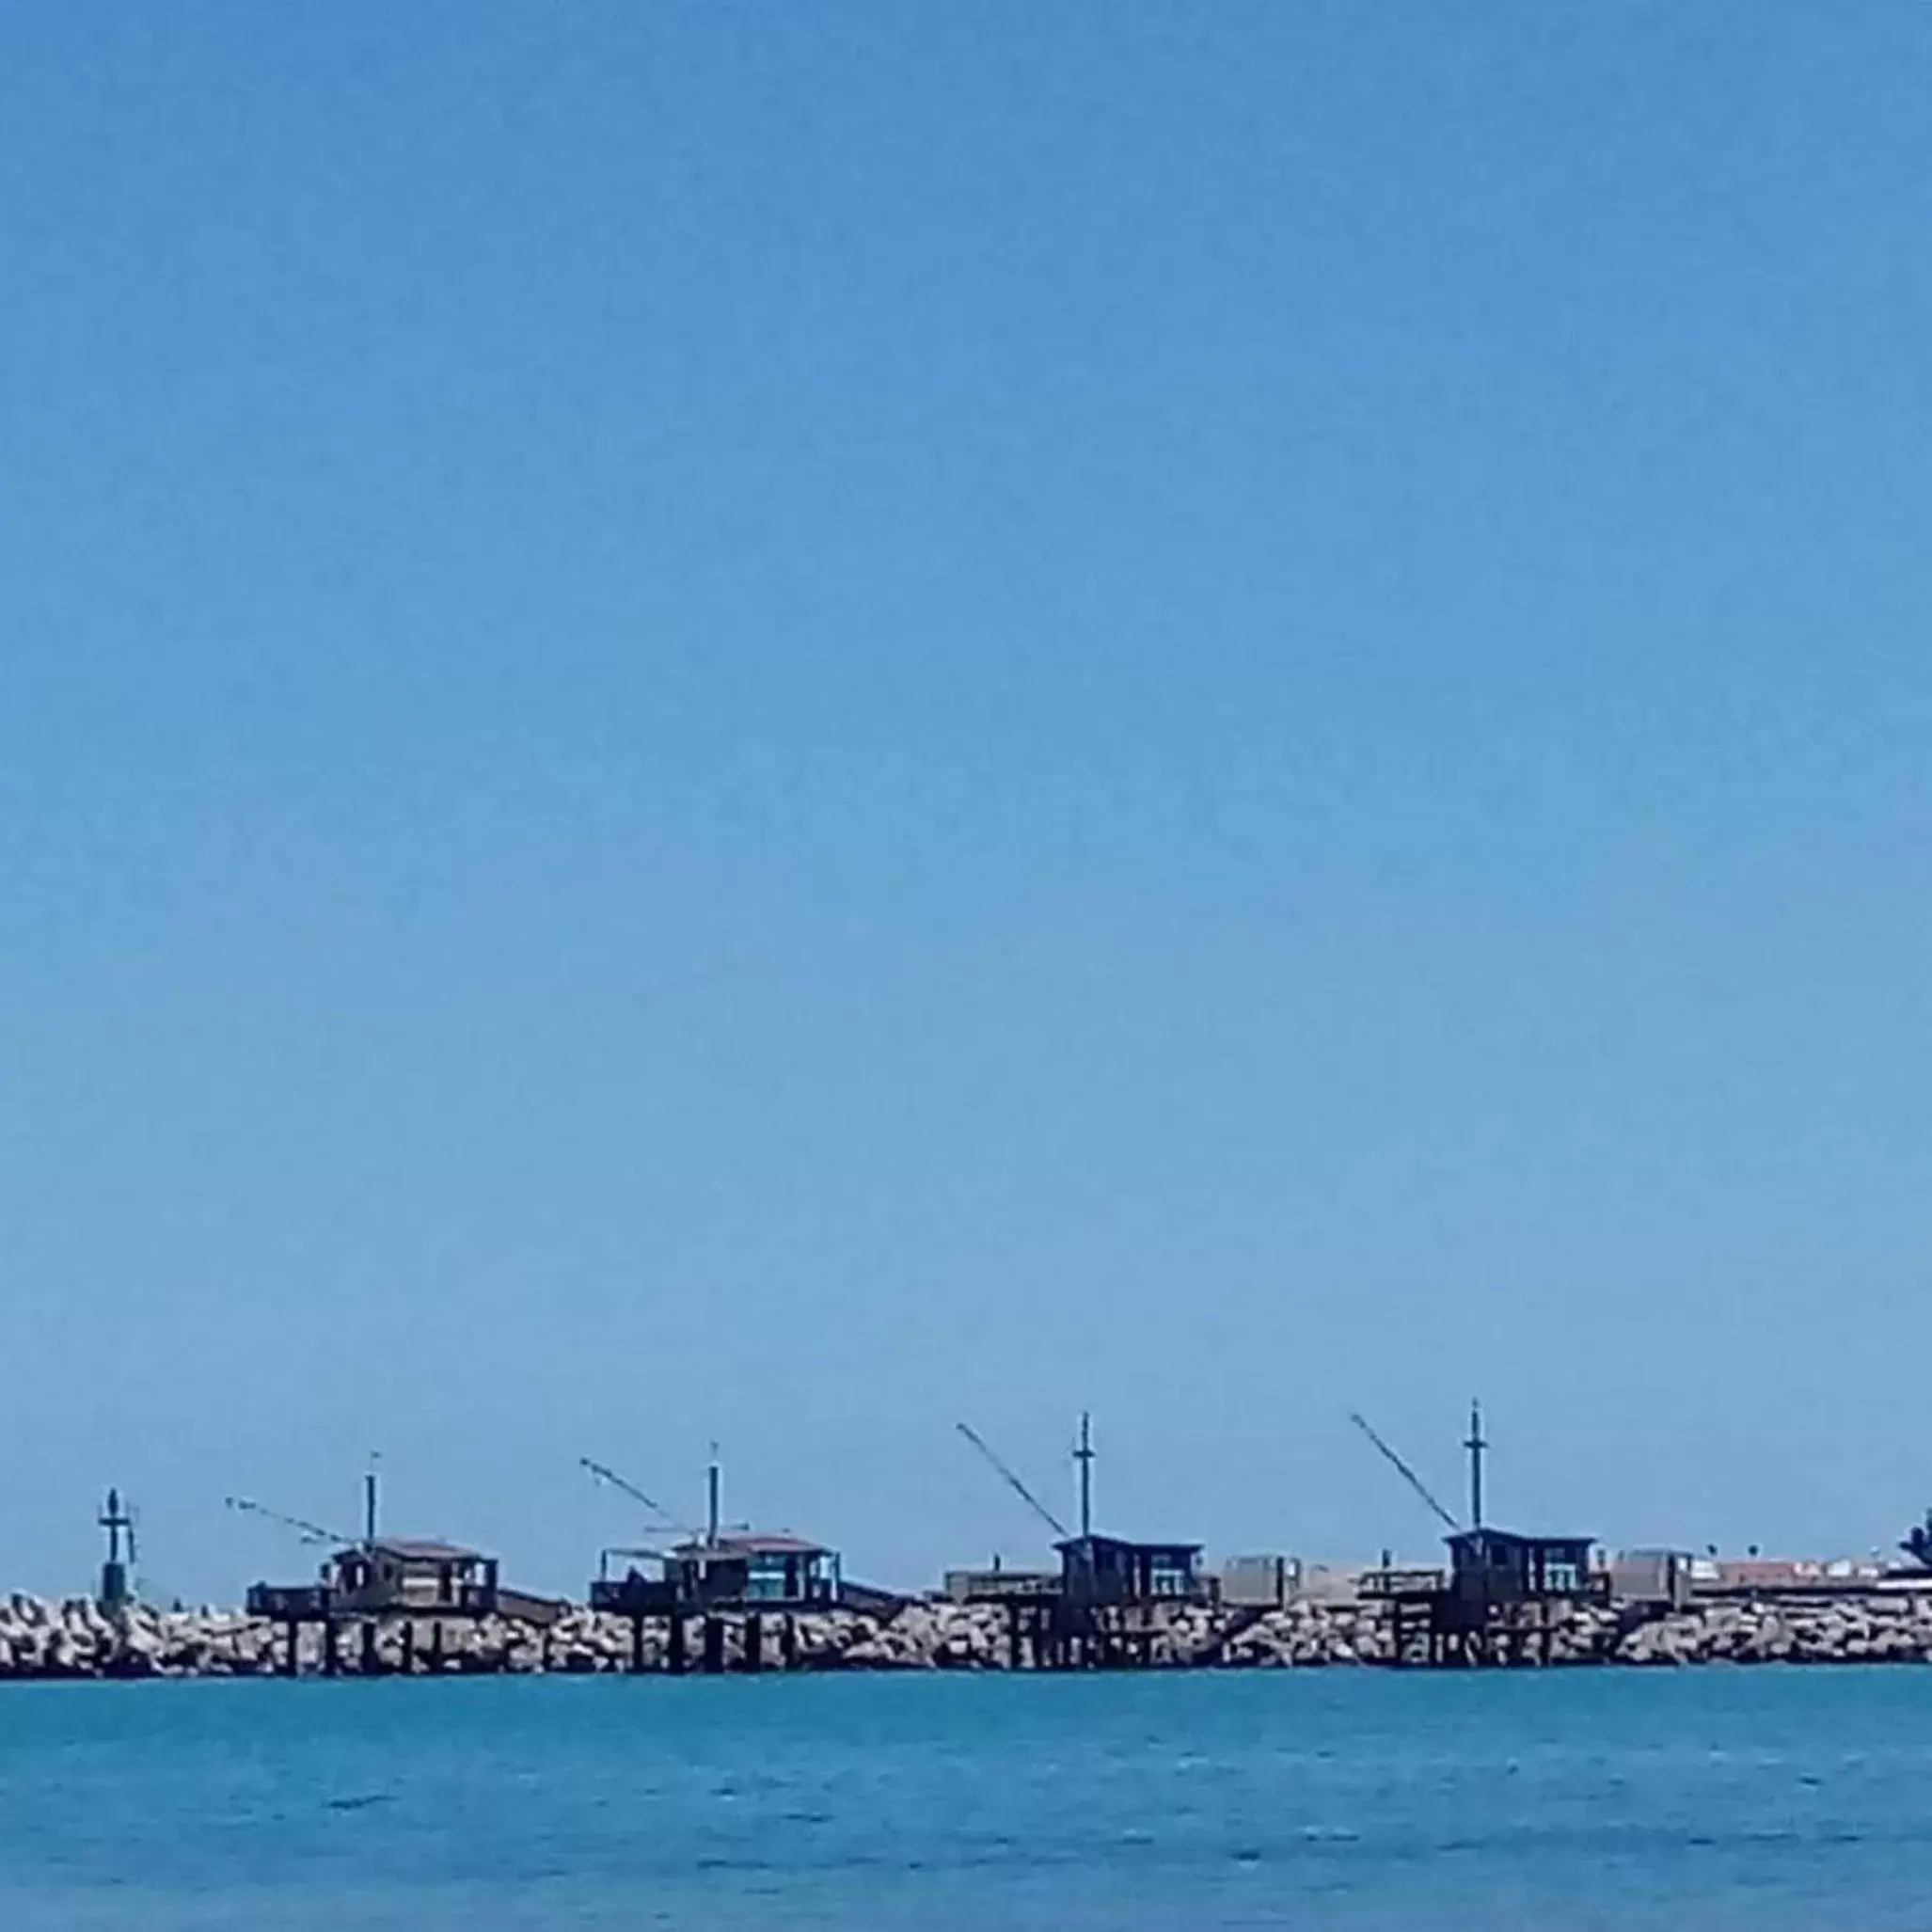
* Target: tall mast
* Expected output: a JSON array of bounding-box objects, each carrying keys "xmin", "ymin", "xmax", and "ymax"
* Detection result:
[
  {"xmin": 364, "ymin": 1451, "xmax": 381, "ymax": 1547},
  {"xmin": 1465, "ymin": 1401, "xmax": 1487, "ymax": 1530},
  {"xmin": 706, "ymin": 1443, "xmax": 721, "ymax": 1546},
  {"xmin": 1075, "ymin": 1411, "xmax": 1095, "ymax": 1540}
]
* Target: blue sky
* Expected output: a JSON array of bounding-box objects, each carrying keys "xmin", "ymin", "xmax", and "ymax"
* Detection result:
[{"xmin": 4, "ymin": 3, "xmax": 1931, "ymax": 1601}]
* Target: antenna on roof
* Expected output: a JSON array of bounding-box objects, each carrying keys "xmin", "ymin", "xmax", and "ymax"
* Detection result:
[
  {"xmin": 1074, "ymin": 1412, "xmax": 1095, "ymax": 1540},
  {"xmin": 706, "ymin": 1444, "xmax": 721, "ymax": 1547},
  {"xmin": 364, "ymin": 1451, "xmax": 381, "ymax": 1548},
  {"xmin": 1464, "ymin": 1401, "xmax": 1487, "ymax": 1530}
]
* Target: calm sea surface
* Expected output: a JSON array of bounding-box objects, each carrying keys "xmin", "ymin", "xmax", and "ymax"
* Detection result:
[{"xmin": 2, "ymin": 1670, "xmax": 1929, "ymax": 1927}]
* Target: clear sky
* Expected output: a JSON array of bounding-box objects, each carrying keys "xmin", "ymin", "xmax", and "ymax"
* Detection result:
[{"xmin": 4, "ymin": 3, "xmax": 1931, "ymax": 1604}]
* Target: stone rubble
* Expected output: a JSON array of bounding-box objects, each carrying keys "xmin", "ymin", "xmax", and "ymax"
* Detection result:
[{"xmin": 6, "ymin": 1589, "xmax": 1932, "ymax": 1679}]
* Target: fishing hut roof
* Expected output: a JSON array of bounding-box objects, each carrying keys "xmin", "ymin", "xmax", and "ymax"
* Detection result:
[
  {"xmin": 671, "ymin": 1532, "xmax": 831, "ymax": 1559},
  {"xmin": 1446, "ymin": 1528, "xmax": 1593, "ymax": 1555},
  {"xmin": 355, "ymin": 1538, "xmax": 491, "ymax": 1562},
  {"xmin": 1056, "ymin": 1533, "xmax": 1202, "ymax": 1557}
]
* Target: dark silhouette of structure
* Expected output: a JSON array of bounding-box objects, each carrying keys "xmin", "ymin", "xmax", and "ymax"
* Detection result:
[
  {"xmin": 97, "ymin": 1490, "xmax": 135, "ymax": 1613},
  {"xmin": 962, "ymin": 1415, "xmax": 1211, "ymax": 1670},
  {"xmin": 586, "ymin": 1449, "xmax": 892, "ymax": 1673},
  {"xmin": 237, "ymin": 1461, "xmax": 547, "ymax": 1675},
  {"xmin": 1357, "ymin": 1404, "xmax": 1605, "ymax": 1666}
]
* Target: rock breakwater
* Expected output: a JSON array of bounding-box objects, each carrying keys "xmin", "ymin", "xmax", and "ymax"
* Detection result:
[{"xmin": 8, "ymin": 1590, "xmax": 1932, "ymax": 1679}]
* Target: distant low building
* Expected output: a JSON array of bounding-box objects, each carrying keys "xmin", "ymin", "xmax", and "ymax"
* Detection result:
[
  {"xmin": 1299, "ymin": 1562, "xmax": 1384, "ymax": 1604},
  {"xmin": 1609, "ymin": 1548, "xmax": 1695, "ymax": 1608},
  {"xmin": 942, "ymin": 1565, "xmax": 1060, "ymax": 1605},
  {"xmin": 1219, "ymin": 1555, "xmax": 1299, "ymax": 1608},
  {"xmin": 1701, "ymin": 1556, "xmax": 1886, "ymax": 1594}
]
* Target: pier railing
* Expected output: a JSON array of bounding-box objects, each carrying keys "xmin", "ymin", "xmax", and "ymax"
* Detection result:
[
  {"xmin": 1358, "ymin": 1567, "xmax": 1447, "ymax": 1599},
  {"xmin": 245, "ymin": 1584, "xmax": 333, "ymax": 1620},
  {"xmin": 589, "ymin": 1576, "xmax": 680, "ymax": 1615}
]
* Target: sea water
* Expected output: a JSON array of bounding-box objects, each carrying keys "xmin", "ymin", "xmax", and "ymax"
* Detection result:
[{"xmin": 2, "ymin": 1669, "xmax": 1929, "ymax": 1928}]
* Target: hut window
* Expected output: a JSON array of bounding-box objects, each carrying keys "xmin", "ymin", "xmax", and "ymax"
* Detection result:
[{"xmin": 1149, "ymin": 1556, "xmax": 1192, "ymax": 1597}]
